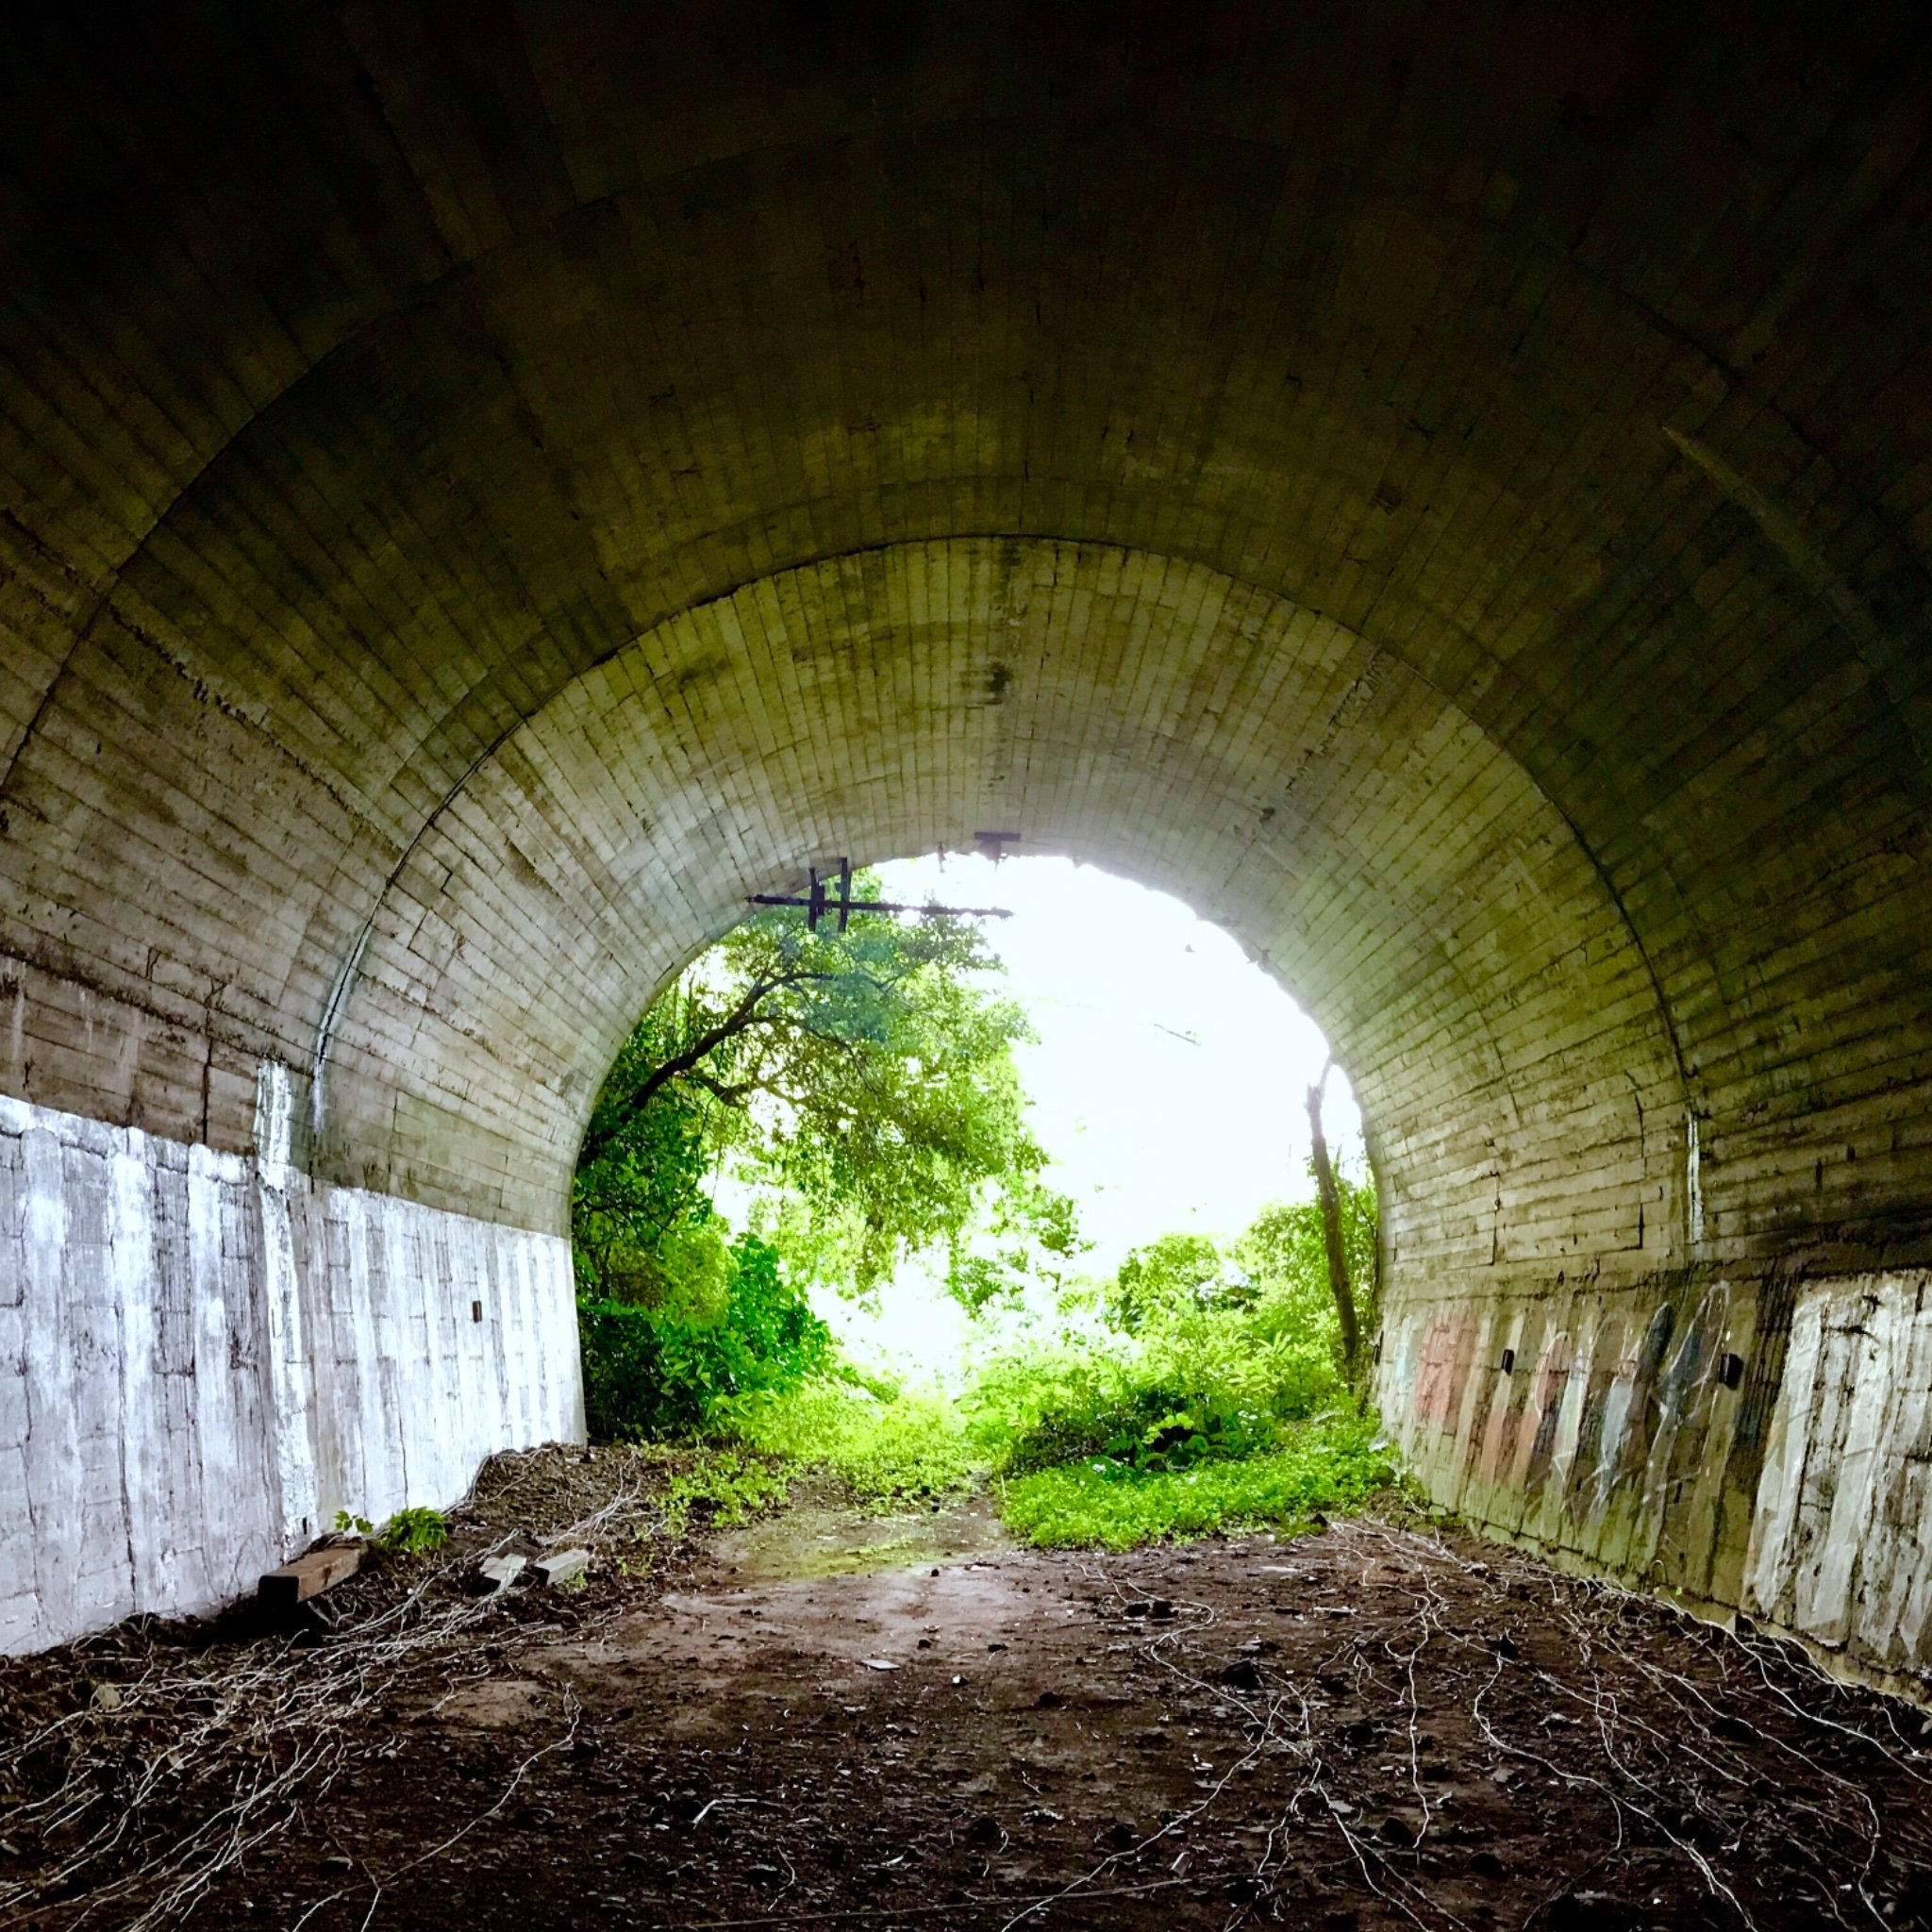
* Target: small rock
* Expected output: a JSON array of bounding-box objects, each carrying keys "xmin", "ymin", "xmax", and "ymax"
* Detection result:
[
  {"xmin": 916, "ymin": 1637, "xmax": 932, "ymax": 1648},
  {"xmin": 1219, "ymin": 1658, "xmax": 1262, "ymax": 1690},
  {"xmin": 1470, "ymin": 1849, "xmax": 1506, "ymax": 1879},
  {"xmin": 965, "ymin": 1815, "xmax": 1003, "ymax": 1848},
  {"xmin": 860, "ymin": 1657, "xmax": 899, "ymax": 1672},
  {"xmin": 534, "ymin": 1548, "xmax": 591, "ymax": 1589},
  {"xmin": 477, "ymin": 1554, "xmax": 526, "ymax": 1595},
  {"xmin": 987, "ymin": 1641, "xmax": 1007, "ymax": 1652},
  {"xmin": 90, "ymin": 1682, "xmax": 123, "ymax": 1711},
  {"xmin": 1147, "ymin": 1597, "xmax": 1175, "ymax": 1620}
]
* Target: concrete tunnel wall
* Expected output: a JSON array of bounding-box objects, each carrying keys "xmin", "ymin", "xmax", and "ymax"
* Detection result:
[
  {"xmin": 1, "ymin": 4, "xmax": 1930, "ymax": 1678},
  {"xmin": 1, "ymin": 1074, "xmax": 580, "ymax": 1651}
]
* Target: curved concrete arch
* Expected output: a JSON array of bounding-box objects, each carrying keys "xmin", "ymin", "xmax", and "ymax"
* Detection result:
[
  {"xmin": 6, "ymin": 53, "xmax": 1923, "ymax": 1278},
  {"xmin": 312, "ymin": 540, "xmax": 1685, "ymax": 1277}
]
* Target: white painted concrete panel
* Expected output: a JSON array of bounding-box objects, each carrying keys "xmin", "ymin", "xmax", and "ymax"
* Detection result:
[
  {"xmin": 1744, "ymin": 1273, "xmax": 1932, "ymax": 1683},
  {"xmin": 0, "ymin": 1081, "xmax": 585, "ymax": 1655}
]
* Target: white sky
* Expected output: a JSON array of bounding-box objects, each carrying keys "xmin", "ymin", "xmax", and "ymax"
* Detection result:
[{"xmin": 873, "ymin": 853, "xmax": 1364, "ymax": 1274}]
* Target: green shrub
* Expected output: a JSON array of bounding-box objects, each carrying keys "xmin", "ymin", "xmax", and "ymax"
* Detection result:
[
  {"xmin": 998, "ymin": 1413, "xmax": 1398, "ymax": 1549},
  {"xmin": 1105, "ymin": 1232, "xmax": 1235, "ymax": 1332},
  {"xmin": 967, "ymin": 1308, "xmax": 1341, "ymax": 1480},
  {"xmin": 380, "ymin": 1506, "xmax": 449, "ymax": 1555},
  {"xmin": 722, "ymin": 1376, "xmax": 976, "ymax": 1507},
  {"xmin": 579, "ymin": 1233, "xmax": 832, "ymax": 1440},
  {"xmin": 331, "ymin": 1506, "xmax": 449, "ymax": 1554}
]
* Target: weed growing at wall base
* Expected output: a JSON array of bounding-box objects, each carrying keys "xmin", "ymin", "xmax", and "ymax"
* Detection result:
[{"xmin": 652, "ymin": 1451, "xmax": 793, "ymax": 1536}]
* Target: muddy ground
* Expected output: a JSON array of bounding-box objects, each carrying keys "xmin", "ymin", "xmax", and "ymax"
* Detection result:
[{"xmin": 5, "ymin": 1448, "xmax": 1932, "ymax": 1930}]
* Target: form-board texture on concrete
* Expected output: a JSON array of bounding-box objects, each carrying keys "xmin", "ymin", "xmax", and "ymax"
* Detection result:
[
  {"xmin": 0, "ymin": 3, "xmax": 1928, "ymax": 1677},
  {"xmin": 0, "ymin": 1075, "xmax": 581, "ymax": 1652}
]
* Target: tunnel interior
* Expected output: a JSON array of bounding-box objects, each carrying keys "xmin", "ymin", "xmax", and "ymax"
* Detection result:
[{"xmin": 1, "ymin": 1, "xmax": 1929, "ymax": 1705}]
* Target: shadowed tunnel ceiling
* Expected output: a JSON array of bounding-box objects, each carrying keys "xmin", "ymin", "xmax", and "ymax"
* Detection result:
[{"xmin": 2, "ymin": 0, "xmax": 1929, "ymax": 1297}]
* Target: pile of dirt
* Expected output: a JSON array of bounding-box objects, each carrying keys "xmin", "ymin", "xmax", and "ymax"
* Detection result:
[
  {"xmin": 0, "ymin": 1444, "xmax": 730, "ymax": 1929},
  {"xmin": 5, "ymin": 1451, "xmax": 1932, "ymax": 1928}
]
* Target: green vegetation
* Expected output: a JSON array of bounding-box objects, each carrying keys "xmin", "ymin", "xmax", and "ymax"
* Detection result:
[
  {"xmin": 998, "ymin": 1413, "xmax": 1398, "ymax": 1549},
  {"xmin": 652, "ymin": 1450, "xmax": 793, "ymax": 1537},
  {"xmin": 724, "ymin": 1379, "xmax": 974, "ymax": 1507},
  {"xmin": 573, "ymin": 880, "xmax": 1043, "ymax": 1312},
  {"xmin": 572, "ymin": 889, "xmax": 1396, "ymax": 1549},
  {"xmin": 380, "ymin": 1507, "xmax": 450, "ymax": 1555},
  {"xmin": 577, "ymin": 1233, "xmax": 832, "ymax": 1440},
  {"xmin": 331, "ymin": 1506, "xmax": 451, "ymax": 1554}
]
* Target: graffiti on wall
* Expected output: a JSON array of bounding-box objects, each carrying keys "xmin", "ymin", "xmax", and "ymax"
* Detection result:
[{"xmin": 1391, "ymin": 1280, "xmax": 1737, "ymax": 1572}]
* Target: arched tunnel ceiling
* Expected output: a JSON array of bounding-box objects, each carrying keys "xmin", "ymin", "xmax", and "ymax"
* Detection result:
[
  {"xmin": 0, "ymin": 3, "xmax": 1927, "ymax": 1276},
  {"xmin": 317, "ymin": 539, "xmax": 1682, "ymax": 1263}
]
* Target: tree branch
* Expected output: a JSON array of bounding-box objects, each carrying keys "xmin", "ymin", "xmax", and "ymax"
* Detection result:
[{"xmin": 578, "ymin": 964, "xmax": 897, "ymax": 1165}]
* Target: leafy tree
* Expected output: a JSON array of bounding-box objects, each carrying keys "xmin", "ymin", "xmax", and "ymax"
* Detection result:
[
  {"xmin": 575, "ymin": 878, "xmax": 1044, "ymax": 1302},
  {"xmin": 945, "ymin": 1177, "xmax": 1090, "ymax": 1313},
  {"xmin": 570, "ymin": 998, "xmax": 719, "ymax": 1308},
  {"xmin": 1305, "ymin": 1059, "xmax": 1364, "ymax": 1377},
  {"xmin": 1235, "ymin": 1167, "xmax": 1379, "ymax": 1372},
  {"xmin": 574, "ymin": 878, "xmax": 1060, "ymax": 1441},
  {"xmin": 1105, "ymin": 1231, "xmax": 1239, "ymax": 1333}
]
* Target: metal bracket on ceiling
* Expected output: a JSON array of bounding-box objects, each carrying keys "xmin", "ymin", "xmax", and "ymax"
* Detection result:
[{"xmin": 747, "ymin": 856, "xmax": 1010, "ymax": 930}]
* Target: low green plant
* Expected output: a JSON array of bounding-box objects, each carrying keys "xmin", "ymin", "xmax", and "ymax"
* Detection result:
[
  {"xmin": 652, "ymin": 1450, "xmax": 793, "ymax": 1537},
  {"xmin": 379, "ymin": 1507, "xmax": 449, "ymax": 1554},
  {"xmin": 329, "ymin": 1506, "xmax": 449, "ymax": 1554},
  {"xmin": 721, "ymin": 1375, "xmax": 977, "ymax": 1507},
  {"xmin": 997, "ymin": 1412, "xmax": 1400, "ymax": 1549}
]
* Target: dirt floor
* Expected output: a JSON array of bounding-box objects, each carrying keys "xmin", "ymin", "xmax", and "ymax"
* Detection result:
[{"xmin": 6, "ymin": 1449, "xmax": 1932, "ymax": 1930}]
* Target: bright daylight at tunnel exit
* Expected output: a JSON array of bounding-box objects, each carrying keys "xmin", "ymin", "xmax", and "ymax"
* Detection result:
[{"xmin": 3, "ymin": 5, "xmax": 1932, "ymax": 1929}]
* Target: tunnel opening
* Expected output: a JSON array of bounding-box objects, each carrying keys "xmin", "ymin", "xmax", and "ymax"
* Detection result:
[{"xmin": 565, "ymin": 850, "xmax": 1386, "ymax": 1561}]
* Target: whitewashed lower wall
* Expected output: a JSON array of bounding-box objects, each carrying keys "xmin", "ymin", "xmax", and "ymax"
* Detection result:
[
  {"xmin": 1743, "ymin": 1271, "xmax": 1932, "ymax": 1686},
  {"xmin": 0, "ymin": 1081, "xmax": 583, "ymax": 1654}
]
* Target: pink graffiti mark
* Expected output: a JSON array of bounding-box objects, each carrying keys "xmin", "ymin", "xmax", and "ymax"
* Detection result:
[
  {"xmin": 1475, "ymin": 1375, "xmax": 1507, "ymax": 1475},
  {"xmin": 1412, "ymin": 1313, "xmax": 1477, "ymax": 1432},
  {"xmin": 1533, "ymin": 1331, "xmax": 1573, "ymax": 1415},
  {"xmin": 1474, "ymin": 1325, "xmax": 1575, "ymax": 1492},
  {"xmin": 1515, "ymin": 1329, "xmax": 1573, "ymax": 1492}
]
